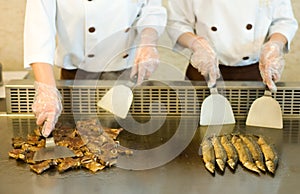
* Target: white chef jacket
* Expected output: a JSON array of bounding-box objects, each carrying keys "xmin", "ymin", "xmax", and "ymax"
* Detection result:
[
  {"xmin": 24, "ymin": 0, "xmax": 167, "ymax": 72},
  {"xmin": 168, "ymin": 0, "xmax": 298, "ymax": 67}
]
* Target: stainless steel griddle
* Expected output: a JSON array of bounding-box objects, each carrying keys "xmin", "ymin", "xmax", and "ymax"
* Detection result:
[{"xmin": 0, "ymin": 80, "xmax": 300, "ymax": 194}]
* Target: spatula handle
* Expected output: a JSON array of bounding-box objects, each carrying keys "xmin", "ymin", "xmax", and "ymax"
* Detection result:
[
  {"xmin": 209, "ymin": 84, "xmax": 218, "ymax": 94},
  {"xmin": 45, "ymin": 137, "xmax": 56, "ymax": 148},
  {"xmin": 264, "ymin": 90, "xmax": 272, "ymax": 96},
  {"xmin": 126, "ymin": 74, "xmax": 138, "ymax": 88}
]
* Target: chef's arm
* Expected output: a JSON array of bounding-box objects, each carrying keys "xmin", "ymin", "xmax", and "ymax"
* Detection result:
[
  {"xmin": 139, "ymin": 28, "xmax": 159, "ymax": 45},
  {"xmin": 131, "ymin": 28, "xmax": 160, "ymax": 84},
  {"xmin": 269, "ymin": 33, "xmax": 288, "ymax": 47},
  {"xmin": 177, "ymin": 32, "xmax": 220, "ymax": 87},
  {"xmin": 30, "ymin": 62, "xmax": 62, "ymax": 137},
  {"xmin": 176, "ymin": 32, "xmax": 199, "ymax": 51},
  {"xmin": 31, "ymin": 63, "xmax": 56, "ymax": 86},
  {"xmin": 260, "ymin": 33, "xmax": 288, "ymax": 92}
]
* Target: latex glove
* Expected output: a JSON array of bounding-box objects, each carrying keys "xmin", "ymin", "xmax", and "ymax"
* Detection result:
[
  {"xmin": 131, "ymin": 30, "xmax": 160, "ymax": 85},
  {"xmin": 131, "ymin": 46, "xmax": 159, "ymax": 84},
  {"xmin": 190, "ymin": 37, "xmax": 220, "ymax": 88},
  {"xmin": 32, "ymin": 81, "xmax": 62, "ymax": 137},
  {"xmin": 259, "ymin": 40, "xmax": 285, "ymax": 93}
]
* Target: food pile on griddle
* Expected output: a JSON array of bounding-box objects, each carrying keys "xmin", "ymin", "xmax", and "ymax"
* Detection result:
[
  {"xmin": 8, "ymin": 119, "xmax": 132, "ymax": 174},
  {"xmin": 201, "ymin": 134, "xmax": 278, "ymax": 175}
]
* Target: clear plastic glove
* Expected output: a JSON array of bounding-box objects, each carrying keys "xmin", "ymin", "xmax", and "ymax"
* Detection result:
[
  {"xmin": 259, "ymin": 40, "xmax": 285, "ymax": 93},
  {"xmin": 131, "ymin": 45, "xmax": 159, "ymax": 85},
  {"xmin": 32, "ymin": 81, "xmax": 62, "ymax": 137},
  {"xmin": 130, "ymin": 29, "xmax": 160, "ymax": 85},
  {"xmin": 190, "ymin": 37, "xmax": 220, "ymax": 88}
]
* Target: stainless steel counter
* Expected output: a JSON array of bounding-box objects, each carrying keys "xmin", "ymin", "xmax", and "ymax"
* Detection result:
[{"xmin": 0, "ymin": 115, "xmax": 299, "ymax": 194}]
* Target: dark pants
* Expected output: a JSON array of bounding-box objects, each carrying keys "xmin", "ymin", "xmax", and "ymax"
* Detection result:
[
  {"xmin": 186, "ymin": 63, "xmax": 262, "ymax": 81},
  {"xmin": 60, "ymin": 68, "xmax": 131, "ymax": 80}
]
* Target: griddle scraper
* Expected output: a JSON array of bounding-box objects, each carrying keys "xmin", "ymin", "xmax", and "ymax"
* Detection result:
[
  {"xmin": 97, "ymin": 76, "xmax": 137, "ymax": 119},
  {"xmin": 246, "ymin": 88, "xmax": 283, "ymax": 129},
  {"xmin": 200, "ymin": 86, "xmax": 235, "ymax": 126},
  {"xmin": 33, "ymin": 123, "xmax": 76, "ymax": 161}
]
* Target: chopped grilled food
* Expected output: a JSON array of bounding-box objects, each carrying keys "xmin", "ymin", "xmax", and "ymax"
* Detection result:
[
  {"xmin": 239, "ymin": 134, "xmax": 266, "ymax": 172},
  {"xmin": 201, "ymin": 138, "xmax": 215, "ymax": 174},
  {"xmin": 30, "ymin": 160, "xmax": 52, "ymax": 174},
  {"xmin": 82, "ymin": 161, "xmax": 106, "ymax": 173},
  {"xmin": 11, "ymin": 137, "xmax": 25, "ymax": 148},
  {"xmin": 103, "ymin": 127, "xmax": 124, "ymax": 140},
  {"xmin": 257, "ymin": 136, "xmax": 279, "ymax": 174},
  {"xmin": 211, "ymin": 135, "xmax": 227, "ymax": 172},
  {"xmin": 231, "ymin": 135, "xmax": 260, "ymax": 174},
  {"xmin": 9, "ymin": 118, "xmax": 131, "ymax": 174},
  {"xmin": 8, "ymin": 149, "xmax": 25, "ymax": 160},
  {"xmin": 220, "ymin": 135, "xmax": 238, "ymax": 170},
  {"xmin": 57, "ymin": 157, "xmax": 81, "ymax": 173}
]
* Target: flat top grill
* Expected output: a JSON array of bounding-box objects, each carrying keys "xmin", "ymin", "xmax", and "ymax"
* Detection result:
[
  {"xmin": 0, "ymin": 115, "xmax": 299, "ymax": 194},
  {"xmin": 2, "ymin": 80, "xmax": 300, "ymax": 194}
]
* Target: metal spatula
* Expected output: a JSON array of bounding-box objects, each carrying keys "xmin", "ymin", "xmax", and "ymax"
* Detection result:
[
  {"xmin": 200, "ymin": 86, "xmax": 235, "ymax": 126},
  {"xmin": 33, "ymin": 124, "xmax": 76, "ymax": 162},
  {"xmin": 97, "ymin": 76, "xmax": 137, "ymax": 119},
  {"xmin": 246, "ymin": 88, "xmax": 283, "ymax": 129}
]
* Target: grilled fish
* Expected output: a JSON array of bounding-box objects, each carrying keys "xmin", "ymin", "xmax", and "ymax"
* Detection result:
[
  {"xmin": 231, "ymin": 135, "xmax": 260, "ymax": 174},
  {"xmin": 239, "ymin": 135, "xmax": 266, "ymax": 172},
  {"xmin": 201, "ymin": 138, "xmax": 215, "ymax": 174},
  {"xmin": 257, "ymin": 136, "xmax": 279, "ymax": 174},
  {"xmin": 220, "ymin": 135, "xmax": 238, "ymax": 170},
  {"xmin": 211, "ymin": 135, "xmax": 227, "ymax": 172}
]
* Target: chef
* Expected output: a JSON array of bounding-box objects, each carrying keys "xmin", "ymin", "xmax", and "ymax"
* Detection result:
[
  {"xmin": 167, "ymin": 0, "xmax": 298, "ymax": 89},
  {"xmin": 24, "ymin": 0, "xmax": 167, "ymax": 137}
]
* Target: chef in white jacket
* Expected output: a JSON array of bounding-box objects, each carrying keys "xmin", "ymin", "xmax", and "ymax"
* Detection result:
[
  {"xmin": 167, "ymin": 0, "xmax": 298, "ymax": 89},
  {"xmin": 24, "ymin": 0, "xmax": 167, "ymax": 137}
]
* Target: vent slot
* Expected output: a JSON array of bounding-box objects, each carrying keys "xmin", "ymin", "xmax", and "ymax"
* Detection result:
[{"xmin": 5, "ymin": 80, "xmax": 300, "ymax": 118}]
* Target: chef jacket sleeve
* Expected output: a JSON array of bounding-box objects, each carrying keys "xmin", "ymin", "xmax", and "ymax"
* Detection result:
[
  {"xmin": 24, "ymin": 0, "xmax": 57, "ymax": 69},
  {"xmin": 268, "ymin": 0, "xmax": 298, "ymax": 52},
  {"xmin": 167, "ymin": 0, "xmax": 196, "ymax": 51},
  {"xmin": 136, "ymin": 0, "xmax": 167, "ymax": 36}
]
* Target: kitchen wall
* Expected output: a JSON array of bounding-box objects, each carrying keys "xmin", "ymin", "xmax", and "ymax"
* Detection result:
[{"xmin": 1, "ymin": 0, "xmax": 299, "ymax": 81}]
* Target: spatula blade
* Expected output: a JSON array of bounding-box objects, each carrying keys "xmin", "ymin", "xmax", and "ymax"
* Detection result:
[
  {"xmin": 200, "ymin": 93, "xmax": 235, "ymax": 125},
  {"xmin": 33, "ymin": 146, "xmax": 76, "ymax": 162},
  {"xmin": 97, "ymin": 85, "xmax": 133, "ymax": 119},
  {"xmin": 246, "ymin": 95, "xmax": 283, "ymax": 129}
]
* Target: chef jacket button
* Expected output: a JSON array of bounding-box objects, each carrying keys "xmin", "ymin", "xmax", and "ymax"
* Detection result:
[
  {"xmin": 87, "ymin": 0, "xmax": 92, "ymax": 1},
  {"xmin": 89, "ymin": 27, "xmax": 96, "ymax": 33},
  {"xmin": 125, "ymin": 28, "xmax": 130, "ymax": 33},
  {"xmin": 211, "ymin": 26, "xmax": 218, "ymax": 32},
  {"xmin": 123, "ymin": 53, "xmax": 129, "ymax": 58},
  {"xmin": 88, "ymin": 54, "xmax": 95, "ymax": 58},
  {"xmin": 243, "ymin": 56, "xmax": 249, "ymax": 60},
  {"xmin": 246, "ymin": 24, "xmax": 253, "ymax": 30}
]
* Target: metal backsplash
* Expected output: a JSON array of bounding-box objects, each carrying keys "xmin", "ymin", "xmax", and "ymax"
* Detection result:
[{"xmin": 5, "ymin": 80, "xmax": 300, "ymax": 118}]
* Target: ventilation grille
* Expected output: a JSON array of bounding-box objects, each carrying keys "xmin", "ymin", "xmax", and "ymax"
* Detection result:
[{"xmin": 5, "ymin": 80, "xmax": 300, "ymax": 118}]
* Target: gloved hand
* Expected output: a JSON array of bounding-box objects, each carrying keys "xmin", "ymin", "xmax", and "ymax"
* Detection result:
[
  {"xmin": 189, "ymin": 37, "xmax": 220, "ymax": 88},
  {"xmin": 32, "ymin": 81, "xmax": 62, "ymax": 137},
  {"xmin": 131, "ymin": 46, "xmax": 159, "ymax": 85},
  {"xmin": 259, "ymin": 40, "xmax": 285, "ymax": 92},
  {"xmin": 131, "ymin": 29, "xmax": 160, "ymax": 85}
]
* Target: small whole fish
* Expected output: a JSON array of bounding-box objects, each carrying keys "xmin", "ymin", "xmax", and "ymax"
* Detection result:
[
  {"xmin": 239, "ymin": 134, "xmax": 266, "ymax": 172},
  {"xmin": 211, "ymin": 135, "xmax": 227, "ymax": 172},
  {"xmin": 231, "ymin": 135, "xmax": 260, "ymax": 174},
  {"xmin": 257, "ymin": 136, "xmax": 279, "ymax": 174},
  {"xmin": 220, "ymin": 135, "xmax": 238, "ymax": 170},
  {"xmin": 201, "ymin": 138, "xmax": 215, "ymax": 174}
]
